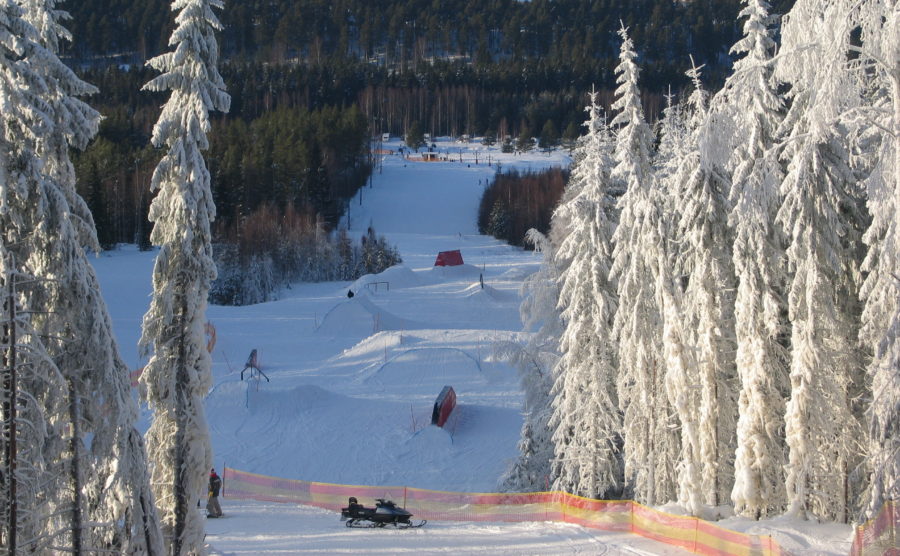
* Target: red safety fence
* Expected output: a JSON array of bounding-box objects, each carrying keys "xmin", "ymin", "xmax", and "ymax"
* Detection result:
[
  {"xmin": 852, "ymin": 501, "xmax": 899, "ymax": 556},
  {"xmin": 222, "ymin": 467, "xmax": 786, "ymax": 556}
]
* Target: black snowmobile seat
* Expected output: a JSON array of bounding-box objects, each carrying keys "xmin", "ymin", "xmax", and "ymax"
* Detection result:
[{"xmin": 342, "ymin": 497, "xmax": 372, "ymax": 520}]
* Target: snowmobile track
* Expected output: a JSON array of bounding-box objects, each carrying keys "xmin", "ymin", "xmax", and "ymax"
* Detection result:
[{"xmin": 345, "ymin": 518, "xmax": 427, "ymax": 529}]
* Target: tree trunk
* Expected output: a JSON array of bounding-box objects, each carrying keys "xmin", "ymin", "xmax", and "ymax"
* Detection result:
[
  {"xmin": 2, "ymin": 261, "xmax": 18, "ymax": 553},
  {"xmin": 172, "ymin": 296, "xmax": 189, "ymax": 556},
  {"xmin": 68, "ymin": 379, "xmax": 83, "ymax": 554}
]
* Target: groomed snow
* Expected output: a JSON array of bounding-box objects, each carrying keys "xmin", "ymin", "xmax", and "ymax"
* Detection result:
[{"xmin": 91, "ymin": 138, "xmax": 853, "ymax": 555}]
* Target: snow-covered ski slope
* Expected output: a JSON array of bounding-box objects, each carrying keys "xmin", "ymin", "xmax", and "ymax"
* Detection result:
[{"xmin": 91, "ymin": 138, "xmax": 852, "ymax": 555}]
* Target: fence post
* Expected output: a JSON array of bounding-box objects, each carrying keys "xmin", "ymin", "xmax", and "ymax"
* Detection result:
[
  {"xmin": 890, "ymin": 501, "xmax": 896, "ymax": 554},
  {"xmin": 403, "ymin": 486, "xmax": 408, "ymax": 510},
  {"xmin": 630, "ymin": 501, "xmax": 635, "ymax": 534},
  {"xmin": 693, "ymin": 517, "xmax": 699, "ymax": 553}
]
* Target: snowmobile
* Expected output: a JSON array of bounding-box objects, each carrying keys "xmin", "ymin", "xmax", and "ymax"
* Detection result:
[{"xmin": 340, "ymin": 497, "xmax": 426, "ymax": 528}]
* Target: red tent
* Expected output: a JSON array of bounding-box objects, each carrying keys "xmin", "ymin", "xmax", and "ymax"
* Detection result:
[{"xmin": 434, "ymin": 250, "xmax": 464, "ymax": 266}]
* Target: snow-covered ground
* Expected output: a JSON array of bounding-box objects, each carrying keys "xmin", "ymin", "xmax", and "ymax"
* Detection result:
[{"xmin": 90, "ymin": 138, "xmax": 854, "ymax": 555}]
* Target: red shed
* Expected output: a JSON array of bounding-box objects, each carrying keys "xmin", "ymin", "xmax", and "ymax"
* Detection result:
[{"xmin": 434, "ymin": 250, "xmax": 464, "ymax": 266}]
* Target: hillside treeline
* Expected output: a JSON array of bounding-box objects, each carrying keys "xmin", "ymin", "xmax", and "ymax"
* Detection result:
[
  {"xmin": 478, "ymin": 168, "xmax": 569, "ymax": 247},
  {"xmin": 64, "ymin": 0, "xmax": 802, "ymax": 141},
  {"xmin": 208, "ymin": 106, "xmax": 370, "ymax": 232},
  {"xmin": 223, "ymin": 59, "xmax": 668, "ymax": 147},
  {"xmin": 72, "ymin": 67, "xmax": 371, "ymax": 249},
  {"xmin": 65, "ymin": 0, "xmax": 794, "ymax": 90},
  {"xmin": 211, "ymin": 206, "xmax": 401, "ymax": 306},
  {"xmin": 66, "ymin": 0, "xmax": 802, "ymax": 254}
]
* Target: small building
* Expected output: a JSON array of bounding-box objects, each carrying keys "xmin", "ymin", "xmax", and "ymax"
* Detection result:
[
  {"xmin": 422, "ymin": 152, "xmax": 438, "ymax": 161},
  {"xmin": 434, "ymin": 250, "xmax": 464, "ymax": 266},
  {"xmin": 382, "ymin": 133, "xmax": 390, "ymax": 142}
]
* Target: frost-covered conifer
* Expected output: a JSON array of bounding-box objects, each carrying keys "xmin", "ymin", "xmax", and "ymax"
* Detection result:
[
  {"xmin": 665, "ymin": 65, "xmax": 738, "ymax": 513},
  {"xmin": 654, "ymin": 91, "xmax": 689, "ymax": 185},
  {"xmin": 1, "ymin": 1, "xmax": 161, "ymax": 550},
  {"xmin": 548, "ymin": 92, "xmax": 622, "ymax": 498},
  {"xmin": 15, "ymin": 0, "xmax": 164, "ymax": 550},
  {"xmin": 847, "ymin": 0, "xmax": 900, "ymax": 518},
  {"xmin": 713, "ymin": 0, "xmax": 790, "ymax": 520},
  {"xmin": 865, "ymin": 278, "xmax": 899, "ymax": 517},
  {"xmin": 655, "ymin": 88, "xmax": 702, "ymax": 512},
  {"xmin": 497, "ymin": 229, "xmax": 561, "ymax": 492},
  {"xmin": 139, "ymin": 0, "xmax": 230, "ymax": 552},
  {"xmin": 0, "ymin": 247, "xmax": 67, "ymax": 553},
  {"xmin": 776, "ymin": 0, "xmax": 869, "ymax": 520},
  {"xmin": 19, "ymin": 0, "xmax": 99, "ymax": 249},
  {"xmin": 610, "ymin": 25, "xmax": 678, "ymax": 505}
]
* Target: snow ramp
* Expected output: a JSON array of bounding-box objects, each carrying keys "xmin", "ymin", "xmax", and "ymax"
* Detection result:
[
  {"xmin": 316, "ymin": 294, "xmax": 421, "ymax": 336},
  {"xmin": 461, "ymin": 282, "xmax": 516, "ymax": 303},
  {"xmin": 427, "ymin": 263, "xmax": 483, "ymax": 281},
  {"xmin": 364, "ymin": 347, "xmax": 485, "ymax": 392},
  {"xmin": 349, "ymin": 264, "xmax": 423, "ymax": 293}
]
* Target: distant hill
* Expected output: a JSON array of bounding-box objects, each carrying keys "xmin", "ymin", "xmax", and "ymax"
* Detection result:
[
  {"xmin": 64, "ymin": 0, "xmax": 795, "ymax": 91},
  {"xmin": 65, "ymin": 0, "xmax": 797, "ymax": 250}
]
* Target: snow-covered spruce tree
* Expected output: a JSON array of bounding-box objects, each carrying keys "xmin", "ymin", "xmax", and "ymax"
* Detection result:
[
  {"xmin": 0, "ymin": 5, "xmax": 71, "ymax": 550},
  {"xmin": 711, "ymin": 0, "xmax": 790, "ymax": 520},
  {"xmin": 547, "ymin": 91, "xmax": 622, "ymax": 498},
  {"xmin": 668, "ymin": 65, "xmax": 738, "ymax": 512},
  {"xmin": 609, "ymin": 25, "xmax": 679, "ymax": 505},
  {"xmin": 654, "ymin": 71, "xmax": 703, "ymax": 518},
  {"xmin": 651, "ymin": 85, "xmax": 701, "ymax": 513},
  {"xmin": 1, "ymin": 2, "xmax": 159, "ymax": 550},
  {"xmin": 865, "ymin": 276, "xmax": 899, "ymax": 517},
  {"xmin": 139, "ymin": 0, "xmax": 230, "ymax": 552},
  {"xmin": 0, "ymin": 248, "xmax": 69, "ymax": 553},
  {"xmin": 776, "ymin": 0, "xmax": 869, "ymax": 521},
  {"xmin": 653, "ymin": 91, "xmax": 690, "ymax": 188},
  {"xmin": 19, "ymin": 0, "xmax": 100, "ymax": 248},
  {"xmin": 497, "ymin": 229, "xmax": 561, "ymax": 492},
  {"xmin": 848, "ymin": 0, "xmax": 900, "ymax": 519},
  {"xmin": 15, "ymin": 0, "xmax": 164, "ymax": 551}
]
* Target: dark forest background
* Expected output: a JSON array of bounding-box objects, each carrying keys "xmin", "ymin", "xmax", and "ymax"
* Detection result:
[{"xmin": 66, "ymin": 0, "xmax": 795, "ymax": 255}]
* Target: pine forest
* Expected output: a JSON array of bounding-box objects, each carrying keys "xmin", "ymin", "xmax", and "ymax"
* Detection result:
[{"xmin": 0, "ymin": 0, "xmax": 897, "ymax": 554}]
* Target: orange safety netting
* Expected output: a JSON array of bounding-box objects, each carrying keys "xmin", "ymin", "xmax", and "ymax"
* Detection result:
[
  {"xmin": 852, "ymin": 500, "xmax": 899, "ymax": 556},
  {"xmin": 222, "ymin": 467, "xmax": 785, "ymax": 556}
]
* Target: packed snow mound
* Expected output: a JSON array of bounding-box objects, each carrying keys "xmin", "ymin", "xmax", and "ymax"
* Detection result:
[
  {"xmin": 207, "ymin": 384, "xmax": 425, "ymax": 482},
  {"xmin": 340, "ymin": 331, "xmax": 405, "ymax": 360},
  {"xmin": 461, "ymin": 282, "xmax": 516, "ymax": 303},
  {"xmin": 497, "ymin": 266, "xmax": 539, "ymax": 280},
  {"xmin": 350, "ymin": 265, "xmax": 422, "ymax": 293},
  {"xmin": 206, "ymin": 382, "xmax": 341, "ymax": 418},
  {"xmin": 365, "ymin": 347, "xmax": 486, "ymax": 392},
  {"xmin": 316, "ymin": 294, "xmax": 421, "ymax": 335},
  {"xmin": 406, "ymin": 424, "xmax": 453, "ymax": 451},
  {"xmin": 206, "ymin": 380, "xmax": 253, "ymax": 414},
  {"xmin": 428, "ymin": 263, "xmax": 483, "ymax": 280}
]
